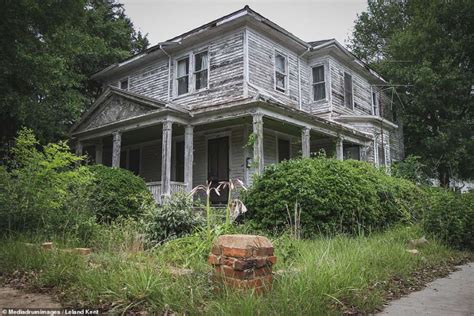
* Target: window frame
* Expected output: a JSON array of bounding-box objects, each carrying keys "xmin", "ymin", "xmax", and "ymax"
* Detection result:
[
  {"xmin": 118, "ymin": 77, "xmax": 129, "ymax": 91},
  {"xmin": 176, "ymin": 55, "xmax": 190, "ymax": 96},
  {"xmin": 311, "ymin": 64, "xmax": 327, "ymax": 102},
  {"xmin": 276, "ymin": 136, "xmax": 291, "ymax": 163},
  {"xmin": 193, "ymin": 50, "xmax": 209, "ymax": 92},
  {"xmin": 343, "ymin": 71, "xmax": 354, "ymax": 109},
  {"xmin": 274, "ymin": 50, "xmax": 288, "ymax": 94}
]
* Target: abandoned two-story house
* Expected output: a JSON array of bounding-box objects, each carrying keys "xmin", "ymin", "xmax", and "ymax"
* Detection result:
[{"xmin": 70, "ymin": 6, "xmax": 404, "ymax": 204}]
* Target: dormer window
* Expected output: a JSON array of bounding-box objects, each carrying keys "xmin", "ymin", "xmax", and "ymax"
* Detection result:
[
  {"xmin": 119, "ymin": 78, "xmax": 129, "ymax": 90},
  {"xmin": 274, "ymin": 52, "xmax": 287, "ymax": 93},
  {"xmin": 194, "ymin": 51, "xmax": 208, "ymax": 90},
  {"xmin": 177, "ymin": 57, "xmax": 189, "ymax": 95},
  {"xmin": 312, "ymin": 65, "xmax": 326, "ymax": 101},
  {"xmin": 344, "ymin": 72, "xmax": 353, "ymax": 109}
]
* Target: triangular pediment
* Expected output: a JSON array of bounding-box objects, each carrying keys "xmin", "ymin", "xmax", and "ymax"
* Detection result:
[{"xmin": 72, "ymin": 88, "xmax": 165, "ymax": 133}]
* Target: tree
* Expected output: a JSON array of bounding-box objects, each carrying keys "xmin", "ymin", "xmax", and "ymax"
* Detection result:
[
  {"xmin": 0, "ymin": 0, "xmax": 148, "ymax": 156},
  {"xmin": 349, "ymin": 0, "xmax": 474, "ymax": 186}
]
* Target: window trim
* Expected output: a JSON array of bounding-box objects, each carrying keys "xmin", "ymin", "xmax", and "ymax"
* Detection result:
[
  {"xmin": 311, "ymin": 63, "xmax": 327, "ymax": 102},
  {"xmin": 176, "ymin": 55, "xmax": 190, "ymax": 96},
  {"xmin": 343, "ymin": 71, "xmax": 354, "ymax": 109},
  {"xmin": 273, "ymin": 50, "xmax": 288, "ymax": 94},
  {"xmin": 193, "ymin": 50, "xmax": 210, "ymax": 92}
]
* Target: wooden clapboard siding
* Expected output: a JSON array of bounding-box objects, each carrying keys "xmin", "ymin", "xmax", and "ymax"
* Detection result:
[
  {"xmin": 247, "ymin": 28, "xmax": 300, "ymax": 107},
  {"xmin": 128, "ymin": 60, "xmax": 169, "ymax": 99},
  {"xmin": 169, "ymin": 31, "xmax": 245, "ymax": 108}
]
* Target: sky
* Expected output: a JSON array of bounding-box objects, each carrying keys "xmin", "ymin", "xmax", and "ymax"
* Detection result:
[{"xmin": 120, "ymin": 0, "xmax": 368, "ymax": 48}]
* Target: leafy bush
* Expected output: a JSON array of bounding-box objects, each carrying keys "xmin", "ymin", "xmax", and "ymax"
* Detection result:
[
  {"xmin": 145, "ymin": 192, "xmax": 204, "ymax": 244},
  {"xmin": 86, "ymin": 164, "xmax": 155, "ymax": 222},
  {"xmin": 0, "ymin": 129, "xmax": 98, "ymax": 242},
  {"xmin": 392, "ymin": 155, "xmax": 431, "ymax": 185},
  {"xmin": 243, "ymin": 157, "xmax": 424, "ymax": 236},
  {"xmin": 423, "ymin": 189, "xmax": 473, "ymax": 250}
]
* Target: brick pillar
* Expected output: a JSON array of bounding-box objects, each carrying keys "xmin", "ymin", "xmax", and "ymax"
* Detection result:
[{"xmin": 208, "ymin": 234, "xmax": 276, "ymax": 295}]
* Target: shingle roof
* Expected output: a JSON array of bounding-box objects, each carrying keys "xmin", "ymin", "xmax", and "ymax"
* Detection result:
[{"xmin": 308, "ymin": 39, "xmax": 334, "ymax": 47}]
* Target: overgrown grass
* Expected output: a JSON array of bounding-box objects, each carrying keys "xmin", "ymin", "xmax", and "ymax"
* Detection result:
[{"xmin": 0, "ymin": 225, "xmax": 470, "ymax": 315}]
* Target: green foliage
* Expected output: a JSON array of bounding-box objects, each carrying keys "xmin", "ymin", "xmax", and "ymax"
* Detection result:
[
  {"xmin": 144, "ymin": 192, "xmax": 204, "ymax": 244},
  {"xmin": 0, "ymin": 129, "xmax": 98, "ymax": 242},
  {"xmin": 422, "ymin": 189, "xmax": 473, "ymax": 250},
  {"xmin": 86, "ymin": 164, "xmax": 155, "ymax": 223},
  {"xmin": 349, "ymin": 0, "xmax": 474, "ymax": 184},
  {"xmin": 392, "ymin": 155, "xmax": 431, "ymax": 185},
  {"xmin": 243, "ymin": 158, "xmax": 424, "ymax": 236},
  {"xmin": 0, "ymin": 0, "xmax": 149, "ymax": 149}
]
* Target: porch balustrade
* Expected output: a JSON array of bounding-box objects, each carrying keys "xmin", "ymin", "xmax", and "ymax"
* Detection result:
[{"xmin": 146, "ymin": 181, "xmax": 188, "ymax": 204}]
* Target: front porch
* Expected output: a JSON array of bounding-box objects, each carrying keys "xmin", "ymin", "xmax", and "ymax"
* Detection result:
[{"xmin": 71, "ymin": 88, "xmax": 375, "ymax": 204}]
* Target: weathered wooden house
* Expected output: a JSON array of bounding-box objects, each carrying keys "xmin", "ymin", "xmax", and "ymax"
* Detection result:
[{"xmin": 70, "ymin": 6, "xmax": 404, "ymax": 204}]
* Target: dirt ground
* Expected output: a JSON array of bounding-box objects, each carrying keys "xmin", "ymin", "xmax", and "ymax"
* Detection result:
[{"xmin": 0, "ymin": 286, "xmax": 61, "ymax": 310}]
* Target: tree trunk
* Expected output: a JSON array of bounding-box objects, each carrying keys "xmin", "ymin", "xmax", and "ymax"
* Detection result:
[{"xmin": 438, "ymin": 165, "xmax": 450, "ymax": 188}]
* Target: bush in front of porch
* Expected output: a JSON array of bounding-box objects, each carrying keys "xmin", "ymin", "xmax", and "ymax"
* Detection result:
[{"xmin": 243, "ymin": 157, "xmax": 425, "ymax": 236}]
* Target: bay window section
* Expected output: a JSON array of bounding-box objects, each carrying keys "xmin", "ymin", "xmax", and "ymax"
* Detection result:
[
  {"xmin": 177, "ymin": 57, "xmax": 189, "ymax": 96},
  {"xmin": 312, "ymin": 65, "xmax": 326, "ymax": 101},
  {"xmin": 275, "ymin": 52, "xmax": 287, "ymax": 93},
  {"xmin": 194, "ymin": 51, "xmax": 208, "ymax": 90}
]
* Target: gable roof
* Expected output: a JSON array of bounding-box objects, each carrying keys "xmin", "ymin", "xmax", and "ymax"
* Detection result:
[{"xmin": 70, "ymin": 86, "xmax": 189, "ymax": 135}]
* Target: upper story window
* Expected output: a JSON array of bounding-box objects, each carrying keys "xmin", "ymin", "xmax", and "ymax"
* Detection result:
[
  {"xmin": 274, "ymin": 52, "xmax": 287, "ymax": 93},
  {"xmin": 312, "ymin": 65, "xmax": 326, "ymax": 101},
  {"xmin": 119, "ymin": 78, "xmax": 129, "ymax": 90},
  {"xmin": 372, "ymin": 90, "xmax": 379, "ymax": 116},
  {"xmin": 177, "ymin": 57, "xmax": 190, "ymax": 96},
  {"xmin": 194, "ymin": 51, "xmax": 208, "ymax": 91},
  {"xmin": 344, "ymin": 72, "xmax": 353, "ymax": 109}
]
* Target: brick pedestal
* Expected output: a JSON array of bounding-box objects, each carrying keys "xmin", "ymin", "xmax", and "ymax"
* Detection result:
[{"xmin": 208, "ymin": 234, "xmax": 276, "ymax": 294}]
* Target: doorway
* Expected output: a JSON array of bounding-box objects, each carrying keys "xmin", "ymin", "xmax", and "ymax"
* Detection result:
[{"xmin": 207, "ymin": 136, "xmax": 229, "ymax": 204}]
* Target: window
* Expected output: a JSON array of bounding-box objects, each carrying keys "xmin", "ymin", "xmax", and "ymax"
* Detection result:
[
  {"xmin": 344, "ymin": 72, "xmax": 353, "ymax": 108},
  {"xmin": 343, "ymin": 145, "xmax": 360, "ymax": 160},
  {"xmin": 194, "ymin": 51, "xmax": 208, "ymax": 90},
  {"xmin": 372, "ymin": 91, "xmax": 379, "ymax": 116},
  {"xmin": 120, "ymin": 78, "xmax": 129, "ymax": 90},
  {"xmin": 274, "ymin": 52, "xmax": 287, "ymax": 93},
  {"xmin": 177, "ymin": 57, "xmax": 189, "ymax": 95},
  {"xmin": 175, "ymin": 141, "xmax": 184, "ymax": 182},
  {"xmin": 277, "ymin": 138, "xmax": 290, "ymax": 163},
  {"xmin": 312, "ymin": 65, "xmax": 326, "ymax": 101},
  {"xmin": 119, "ymin": 148, "xmax": 140, "ymax": 175}
]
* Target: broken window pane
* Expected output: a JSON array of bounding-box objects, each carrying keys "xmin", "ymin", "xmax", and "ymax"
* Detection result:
[
  {"xmin": 276, "ymin": 72, "xmax": 285, "ymax": 91},
  {"xmin": 275, "ymin": 54, "xmax": 286, "ymax": 73}
]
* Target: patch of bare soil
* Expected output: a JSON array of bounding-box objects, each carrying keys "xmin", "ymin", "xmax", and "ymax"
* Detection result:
[{"xmin": 0, "ymin": 286, "xmax": 61, "ymax": 310}]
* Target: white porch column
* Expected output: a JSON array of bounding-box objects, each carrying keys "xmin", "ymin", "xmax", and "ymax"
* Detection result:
[
  {"xmin": 252, "ymin": 113, "xmax": 264, "ymax": 174},
  {"xmin": 301, "ymin": 128, "xmax": 311, "ymax": 158},
  {"xmin": 335, "ymin": 137, "xmax": 344, "ymax": 161},
  {"xmin": 112, "ymin": 131, "xmax": 121, "ymax": 168},
  {"xmin": 75, "ymin": 141, "xmax": 83, "ymax": 156},
  {"xmin": 184, "ymin": 125, "xmax": 194, "ymax": 192},
  {"xmin": 95, "ymin": 140, "xmax": 103, "ymax": 164},
  {"xmin": 161, "ymin": 121, "xmax": 173, "ymax": 200}
]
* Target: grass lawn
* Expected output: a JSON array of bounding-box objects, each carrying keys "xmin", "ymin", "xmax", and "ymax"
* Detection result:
[{"xmin": 0, "ymin": 225, "xmax": 470, "ymax": 315}]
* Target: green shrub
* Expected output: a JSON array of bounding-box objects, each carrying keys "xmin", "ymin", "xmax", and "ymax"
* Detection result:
[
  {"xmin": 243, "ymin": 158, "xmax": 423, "ymax": 236},
  {"xmin": 144, "ymin": 192, "xmax": 204, "ymax": 244},
  {"xmin": 86, "ymin": 164, "xmax": 155, "ymax": 223},
  {"xmin": 392, "ymin": 155, "xmax": 431, "ymax": 185},
  {"xmin": 0, "ymin": 128, "xmax": 98, "ymax": 242},
  {"xmin": 423, "ymin": 188, "xmax": 473, "ymax": 250}
]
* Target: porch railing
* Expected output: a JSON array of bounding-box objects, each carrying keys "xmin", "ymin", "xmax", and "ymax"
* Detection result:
[{"xmin": 146, "ymin": 181, "xmax": 188, "ymax": 204}]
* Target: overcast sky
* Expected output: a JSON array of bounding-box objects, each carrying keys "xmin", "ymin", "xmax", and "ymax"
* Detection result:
[{"xmin": 121, "ymin": 0, "xmax": 368, "ymax": 47}]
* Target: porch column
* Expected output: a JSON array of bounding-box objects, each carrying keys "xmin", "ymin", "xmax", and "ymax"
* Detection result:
[
  {"xmin": 161, "ymin": 121, "xmax": 173, "ymax": 200},
  {"xmin": 301, "ymin": 128, "xmax": 311, "ymax": 158},
  {"xmin": 112, "ymin": 131, "xmax": 121, "ymax": 168},
  {"xmin": 75, "ymin": 141, "xmax": 83, "ymax": 156},
  {"xmin": 95, "ymin": 140, "xmax": 103, "ymax": 164},
  {"xmin": 252, "ymin": 113, "xmax": 264, "ymax": 174},
  {"xmin": 335, "ymin": 137, "xmax": 344, "ymax": 161},
  {"xmin": 184, "ymin": 125, "xmax": 194, "ymax": 192}
]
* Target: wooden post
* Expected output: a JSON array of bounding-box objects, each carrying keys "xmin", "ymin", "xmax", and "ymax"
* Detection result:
[
  {"xmin": 184, "ymin": 125, "xmax": 193, "ymax": 192},
  {"xmin": 75, "ymin": 141, "xmax": 83, "ymax": 156},
  {"xmin": 335, "ymin": 137, "xmax": 344, "ymax": 161},
  {"xmin": 112, "ymin": 131, "xmax": 121, "ymax": 168},
  {"xmin": 301, "ymin": 128, "xmax": 310, "ymax": 158},
  {"xmin": 252, "ymin": 113, "xmax": 264, "ymax": 174},
  {"xmin": 161, "ymin": 121, "xmax": 173, "ymax": 201},
  {"xmin": 95, "ymin": 140, "xmax": 103, "ymax": 164}
]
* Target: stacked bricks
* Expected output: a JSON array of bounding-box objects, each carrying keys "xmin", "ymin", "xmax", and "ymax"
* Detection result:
[{"xmin": 208, "ymin": 234, "xmax": 276, "ymax": 294}]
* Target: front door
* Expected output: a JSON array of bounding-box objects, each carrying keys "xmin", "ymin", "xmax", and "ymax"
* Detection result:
[{"xmin": 208, "ymin": 136, "xmax": 229, "ymax": 204}]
